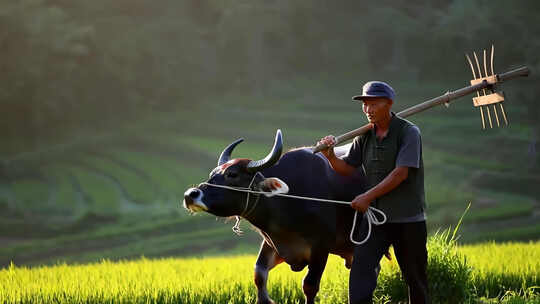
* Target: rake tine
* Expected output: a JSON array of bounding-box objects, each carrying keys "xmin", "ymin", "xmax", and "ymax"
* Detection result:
[
  {"xmin": 499, "ymin": 103, "xmax": 509, "ymax": 125},
  {"xmin": 473, "ymin": 51, "xmax": 487, "ymax": 95},
  {"xmin": 492, "ymin": 104, "xmax": 500, "ymax": 127},
  {"xmin": 485, "ymin": 106, "xmax": 493, "ymax": 128},
  {"xmin": 466, "ymin": 54, "xmax": 480, "ymax": 99},
  {"xmin": 466, "ymin": 54, "xmax": 478, "ymax": 79},
  {"xmin": 486, "ymin": 47, "xmax": 498, "ymax": 127},
  {"xmin": 473, "ymin": 51, "xmax": 483, "ymax": 78},
  {"xmin": 466, "ymin": 53, "xmax": 484, "ymax": 127},
  {"xmin": 479, "ymin": 107, "xmax": 486, "ymax": 129},
  {"xmin": 474, "ymin": 51, "xmax": 489, "ymax": 133},
  {"xmin": 483, "ymin": 49, "xmax": 489, "ymax": 81},
  {"xmin": 489, "ymin": 45, "xmax": 503, "ymax": 127},
  {"xmin": 490, "ymin": 44, "xmax": 495, "ymax": 76}
]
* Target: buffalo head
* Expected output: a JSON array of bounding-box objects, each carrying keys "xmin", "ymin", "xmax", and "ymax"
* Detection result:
[{"xmin": 183, "ymin": 130, "xmax": 289, "ymax": 217}]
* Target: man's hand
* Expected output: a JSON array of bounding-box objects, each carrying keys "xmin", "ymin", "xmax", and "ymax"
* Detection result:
[
  {"xmin": 350, "ymin": 167, "xmax": 409, "ymax": 212},
  {"xmin": 316, "ymin": 135, "xmax": 358, "ymax": 176},
  {"xmin": 351, "ymin": 193, "xmax": 373, "ymax": 213},
  {"xmin": 317, "ymin": 135, "xmax": 336, "ymax": 159}
]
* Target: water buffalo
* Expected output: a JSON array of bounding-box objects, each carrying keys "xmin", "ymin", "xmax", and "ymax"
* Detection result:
[{"xmin": 183, "ymin": 130, "xmax": 368, "ymax": 304}]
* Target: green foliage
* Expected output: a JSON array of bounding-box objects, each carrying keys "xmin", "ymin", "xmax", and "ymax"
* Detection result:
[
  {"xmin": 463, "ymin": 224, "xmax": 540, "ymax": 243},
  {"xmin": 489, "ymin": 288, "xmax": 540, "ymax": 304},
  {"xmin": 2, "ymin": 0, "xmax": 539, "ymax": 155},
  {"xmin": 10, "ymin": 179, "xmax": 50, "ymax": 212},
  {"xmin": 104, "ymin": 150, "xmax": 193, "ymax": 199},
  {"xmin": 0, "ymin": 0, "xmax": 96, "ymax": 150},
  {"xmin": 460, "ymin": 242, "xmax": 540, "ymax": 298},
  {"xmin": 69, "ymin": 167, "xmax": 122, "ymax": 215},
  {"xmin": 466, "ymin": 200, "xmax": 534, "ymax": 222},
  {"xmin": 376, "ymin": 228, "xmax": 474, "ymax": 303},
  {"xmin": 40, "ymin": 164, "xmax": 83, "ymax": 217},
  {"xmin": 426, "ymin": 229, "xmax": 474, "ymax": 303},
  {"xmin": 79, "ymin": 154, "xmax": 157, "ymax": 205},
  {"xmin": 1, "ymin": 242, "xmax": 539, "ymax": 304},
  {"xmin": 0, "ymin": 212, "xmax": 260, "ymax": 267}
]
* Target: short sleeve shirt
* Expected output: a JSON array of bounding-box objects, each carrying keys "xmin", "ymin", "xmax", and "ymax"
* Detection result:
[
  {"xmin": 342, "ymin": 123, "xmax": 425, "ymax": 223},
  {"xmin": 342, "ymin": 125, "xmax": 422, "ymax": 170}
]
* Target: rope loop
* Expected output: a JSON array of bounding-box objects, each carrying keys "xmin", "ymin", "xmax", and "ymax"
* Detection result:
[{"xmin": 349, "ymin": 207, "xmax": 387, "ymax": 245}]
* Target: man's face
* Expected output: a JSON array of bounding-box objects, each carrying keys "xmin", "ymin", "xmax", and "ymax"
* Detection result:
[{"xmin": 362, "ymin": 97, "xmax": 392, "ymax": 124}]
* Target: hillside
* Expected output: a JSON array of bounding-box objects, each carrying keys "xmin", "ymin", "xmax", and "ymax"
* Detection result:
[
  {"xmin": 1, "ymin": 0, "xmax": 539, "ymax": 267},
  {"xmin": 1, "ymin": 80, "xmax": 539, "ymax": 267}
]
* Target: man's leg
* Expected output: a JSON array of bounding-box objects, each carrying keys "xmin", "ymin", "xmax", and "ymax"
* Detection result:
[
  {"xmin": 349, "ymin": 221, "xmax": 391, "ymax": 304},
  {"xmin": 391, "ymin": 221, "xmax": 430, "ymax": 304}
]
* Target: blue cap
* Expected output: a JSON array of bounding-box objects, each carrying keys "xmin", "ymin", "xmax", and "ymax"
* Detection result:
[{"xmin": 352, "ymin": 81, "xmax": 395, "ymax": 101}]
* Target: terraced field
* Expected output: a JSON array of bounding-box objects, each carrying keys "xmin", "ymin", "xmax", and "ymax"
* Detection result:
[{"xmin": 0, "ymin": 82, "xmax": 538, "ymax": 266}]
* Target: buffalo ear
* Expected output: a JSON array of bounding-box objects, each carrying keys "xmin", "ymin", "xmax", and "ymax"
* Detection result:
[{"xmin": 258, "ymin": 178, "xmax": 289, "ymax": 197}]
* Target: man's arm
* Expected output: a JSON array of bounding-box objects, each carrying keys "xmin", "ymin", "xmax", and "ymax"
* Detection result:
[
  {"xmin": 324, "ymin": 149, "xmax": 358, "ymax": 176},
  {"xmin": 351, "ymin": 166, "xmax": 409, "ymax": 212},
  {"xmin": 318, "ymin": 135, "xmax": 357, "ymax": 176}
]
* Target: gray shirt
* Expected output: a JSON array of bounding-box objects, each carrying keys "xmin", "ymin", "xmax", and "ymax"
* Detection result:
[
  {"xmin": 343, "ymin": 125, "xmax": 421, "ymax": 169},
  {"xmin": 343, "ymin": 123, "xmax": 426, "ymax": 223}
]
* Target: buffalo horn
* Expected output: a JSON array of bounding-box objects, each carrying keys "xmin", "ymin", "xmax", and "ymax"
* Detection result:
[
  {"xmin": 218, "ymin": 138, "xmax": 244, "ymax": 166},
  {"xmin": 247, "ymin": 129, "xmax": 283, "ymax": 172}
]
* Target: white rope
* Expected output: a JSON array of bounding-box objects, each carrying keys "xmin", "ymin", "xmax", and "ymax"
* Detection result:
[
  {"xmin": 201, "ymin": 181, "xmax": 387, "ymax": 245},
  {"xmin": 350, "ymin": 208, "xmax": 387, "ymax": 245},
  {"xmin": 202, "ymin": 182, "xmax": 352, "ymax": 204},
  {"xmin": 229, "ymin": 172, "xmax": 264, "ymax": 235}
]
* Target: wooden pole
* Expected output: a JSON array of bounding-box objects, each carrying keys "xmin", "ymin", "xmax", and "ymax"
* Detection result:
[{"xmin": 312, "ymin": 66, "xmax": 529, "ymax": 153}]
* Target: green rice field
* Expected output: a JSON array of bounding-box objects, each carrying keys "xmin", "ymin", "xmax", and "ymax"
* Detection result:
[{"xmin": 1, "ymin": 236, "xmax": 538, "ymax": 304}]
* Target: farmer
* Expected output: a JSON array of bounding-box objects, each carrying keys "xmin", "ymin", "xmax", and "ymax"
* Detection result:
[{"xmin": 317, "ymin": 81, "xmax": 430, "ymax": 304}]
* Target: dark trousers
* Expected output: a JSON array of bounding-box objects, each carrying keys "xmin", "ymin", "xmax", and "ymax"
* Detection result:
[{"xmin": 349, "ymin": 220, "xmax": 430, "ymax": 304}]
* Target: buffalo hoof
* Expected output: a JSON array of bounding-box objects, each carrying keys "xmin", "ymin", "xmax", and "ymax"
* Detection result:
[{"xmin": 256, "ymin": 299, "xmax": 275, "ymax": 304}]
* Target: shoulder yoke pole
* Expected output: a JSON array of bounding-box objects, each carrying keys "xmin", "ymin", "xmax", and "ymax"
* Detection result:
[{"xmin": 312, "ymin": 65, "xmax": 529, "ymax": 154}]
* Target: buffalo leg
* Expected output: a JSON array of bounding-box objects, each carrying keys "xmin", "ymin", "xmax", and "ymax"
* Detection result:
[
  {"xmin": 303, "ymin": 251, "xmax": 329, "ymax": 304},
  {"xmin": 254, "ymin": 241, "xmax": 283, "ymax": 304}
]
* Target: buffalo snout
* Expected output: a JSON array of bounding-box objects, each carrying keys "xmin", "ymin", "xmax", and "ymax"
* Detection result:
[{"xmin": 183, "ymin": 188, "xmax": 208, "ymax": 212}]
